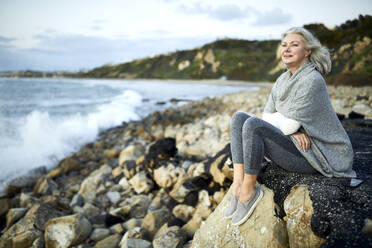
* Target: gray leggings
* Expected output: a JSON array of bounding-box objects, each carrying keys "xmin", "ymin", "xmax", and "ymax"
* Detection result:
[{"xmin": 230, "ymin": 111, "xmax": 317, "ymax": 174}]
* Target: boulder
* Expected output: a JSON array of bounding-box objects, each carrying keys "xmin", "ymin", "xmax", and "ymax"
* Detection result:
[
  {"xmin": 284, "ymin": 185, "xmax": 325, "ymax": 247},
  {"xmin": 191, "ymin": 185, "xmax": 288, "ymax": 247},
  {"xmin": 44, "ymin": 214, "xmax": 92, "ymax": 248},
  {"xmin": 182, "ymin": 205, "xmax": 212, "ymax": 239},
  {"xmin": 0, "ymin": 203, "xmax": 65, "ymax": 247},
  {"xmin": 4, "ymin": 166, "xmax": 47, "ymax": 194}
]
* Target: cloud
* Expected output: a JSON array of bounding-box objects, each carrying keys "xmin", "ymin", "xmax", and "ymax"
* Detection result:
[
  {"xmin": 0, "ymin": 35, "xmax": 15, "ymax": 44},
  {"xmin": 0, "ymin": 32, "xmax": 214, "ymax": 71},
  {"xmin": 177, "ymin": 2, "xmax": 253, "ymax": 21},
  {"xmin": 253, "ymin": 7, "xmax": 292, "ymax": 25}
]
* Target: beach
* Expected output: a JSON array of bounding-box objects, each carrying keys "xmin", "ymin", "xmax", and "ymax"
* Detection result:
[{"xmin": 0, "ymin": 82, "xmax": 371, "ymax": 247}]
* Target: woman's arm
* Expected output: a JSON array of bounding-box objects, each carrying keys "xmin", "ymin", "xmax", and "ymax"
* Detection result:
[{"xmin": 262, "ymin": 112, "xmax": 301, "ymax": 135}]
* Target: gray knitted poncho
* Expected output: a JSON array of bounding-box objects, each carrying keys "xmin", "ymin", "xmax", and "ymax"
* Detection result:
[{"xmin": 264, "ymin": 60, "xmax": 356, "ymax": 178}]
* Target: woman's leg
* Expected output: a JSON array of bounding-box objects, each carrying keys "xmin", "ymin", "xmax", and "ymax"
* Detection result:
[
  {"xmin": 229, "ymin": 112, "xmax": 252, "ymax": 197},
  {"xmin": 239, "ymin": 115, "xmax": 317, "ymax": 202}
]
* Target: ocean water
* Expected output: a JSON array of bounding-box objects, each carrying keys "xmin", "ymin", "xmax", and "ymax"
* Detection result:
[{"xmin": 0, "ymin": 77, "xmax": 257, "ymax": 192}]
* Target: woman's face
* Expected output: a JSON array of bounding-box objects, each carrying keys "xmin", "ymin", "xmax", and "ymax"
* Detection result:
[{"xmin": 280, "ymin": 33, "xmax": 311, "ymax": 69}]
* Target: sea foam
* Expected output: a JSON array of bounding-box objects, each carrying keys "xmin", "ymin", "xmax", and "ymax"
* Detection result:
[{"xmin": 0, "ymin": 89, "xmax": 142, "ymax": 192}]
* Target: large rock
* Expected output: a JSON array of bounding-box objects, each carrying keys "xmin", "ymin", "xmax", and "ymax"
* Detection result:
[
  {"xmin": 191, "ymin": 185, "xmax": 288, "ymax": 247},
  {"xmin": 192, "ymin": 121, "xmax": 372, "ymax": 247},
  {"xmin": 0, "ymin": 203, "xmax": 65, "ymax": 247},
  {"xmin": 93, "ymin": 234, "xmax": 121, "ymax": 248},
  {"xmin": 44, "ymin": 214, "xmax": 92, "ymax": 248},
  {"xmin": 284, "ymin": 185, "xmax": 325, "ymax": 248},
  {"xmin": 4, "ymin": 166, "xmax": 47, "ymax": 194}
]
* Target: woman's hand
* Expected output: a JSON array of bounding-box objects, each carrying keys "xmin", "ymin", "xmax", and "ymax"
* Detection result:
[{"xmin": 291, "ymin": 132, "xmax": 310, "ymax": 151}]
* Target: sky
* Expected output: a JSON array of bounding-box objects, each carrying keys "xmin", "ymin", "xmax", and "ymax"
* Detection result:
[{"xmin": 0, "ymin": 0, "xmax": 371, "ymax": 71}]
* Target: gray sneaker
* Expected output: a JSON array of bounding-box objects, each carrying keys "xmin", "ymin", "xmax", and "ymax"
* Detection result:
[
  {"xmin": 224, "ymin": 193, "xmax": 238, "ymax": 219},
  {"xmin": 231, "ymin": 186, "xmax": 264, "ymax": 226}
]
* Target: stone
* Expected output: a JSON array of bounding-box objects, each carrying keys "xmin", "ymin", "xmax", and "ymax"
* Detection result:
[
  {"xmin": 0, "ymin": 197, "xmax": 10, "ymax": 216},
  {"xmin": 126, "ymin": 227, "xmax": 147, "ymax": 239},
  {"xmin": 19, "ymin": 192, "xmax": 39, "ymax": 208},
  {"xmin": 283, "ymin": 185, "xmax": 325, "ymax": 248},
  {"xmin": 112, "ymin": 166, "xmax": 123, "ymax": 178},
  {"xmin": 93, "ymin": 234, "xmax": 121, "ymax": 248},
  {"xmin": 78, "ymin": 164, "xmax": 112, "ymax": 203},
  {"xmin": 47, "ymin": 156, "xmax": 81, "ymax": 179},
  {"xmin": 172, "ymin": 204, "xmax": 195, "ymax": 223},
  {"xmin": 362, "ymin": 218, "xmax": 372, "ymax": 237},
  {"xmin": 123, "ymin": 160, "xmax": 138, "ymax": 179},
  {"xmin": 197, "ymin": 190, "xmax": 211, "ymax": 207},
  {"xmin": 83, "ymin": 202, "xmax": 100, "ymax": 219},
  {"xmin": 129, "ymin": 171, "xmax": 154, "ymax": 194},
  {"xmin": 191, "ymin": 185, "xmax": 288, "ymax": 247},
  {"xmin": 12, "ymin": 229, "xmax": 43, "ymax": 248},
  {"xmin": 70, "ymin": 194, "xmax": 84, "ymax": 208},
  {"xmin": 153, "ymin": 226, "xmax": 187, "ymax": 248},
  {"xmin": 0, "ymin": 203, "xmax": 65, "ymax": 247},
  {"xmin": 110, "ymin": 223, "xmax": 125, "ymax": 234},
  {"xmin": 141, "ymin": 208, "xmax": 172, "ymax": 240},
  {"xmin": 33, "ymin": 177, "xmax": 59, "ymax": 195},
  {"xmin": 119, "ymin": 231, "xmax": 152, "ymax": 248},
  {"xmin": 4, "ymin": 166, "xmax": 47, "ymax": 194},
  {"xmin": 144, "ymin": 138, "xmax": 178, "ymax": 175},
  {"xmin": 119, "ymin": 144, "xmax": 145, "ymax": 167},
  {"xmin": 89, "ymin": 228, "xmax": 111, "ymax": 242},
  {"xmin": 44, "ymin": 214, "xmax": 92, "ymax": 248},
  {"xmin": 169, "ymin": 176, "xmax": 210, "ymax": 204},
  {"xmin": 5, "ymin": 208, "xmax": 28, "ymax": 230},
  {"xmin": 123, "ymin": 218, "xmax": 143, "ymax": 231},
  {"xmin": 106, "ymin": 191, "xmax": 121, "ymax": 205},
  {"xmin": 104, "ymin": 148, "xmax": 120, "ymax": 159},
  {"xmin": 181, "ymin": 205, "xmax": 212, "ymax": 240},
  {"xmin": 153, "ymin": 163, "xmax": 185, "ymax": 189},
  {"xmin": 118, "ymin": 177, "xmax": 131, "ymax": 190},
  {"xmin": 148, "ymin": 188, "xmax": 177, "ymax": 212}
]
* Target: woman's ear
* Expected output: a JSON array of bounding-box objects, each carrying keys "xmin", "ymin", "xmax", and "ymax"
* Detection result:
[{"xmin": 306, "ymin": 49, "xmax": 312, "ymax": 58}]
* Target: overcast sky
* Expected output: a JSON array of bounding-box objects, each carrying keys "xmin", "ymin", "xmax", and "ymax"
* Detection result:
[{"xmin": 1, "ymin": 0, "xmax": 371, "ymax": 71}]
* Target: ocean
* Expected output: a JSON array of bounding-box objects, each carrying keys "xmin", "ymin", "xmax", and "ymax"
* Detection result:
[{"xmin": 0, "ymin": 77, "xmax": 257, "ymax": 192}]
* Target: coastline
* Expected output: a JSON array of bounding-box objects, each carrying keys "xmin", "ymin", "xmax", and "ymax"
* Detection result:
[{"xmin": 1, "ymin": 84, "xmax": 371, "ymax": 247}]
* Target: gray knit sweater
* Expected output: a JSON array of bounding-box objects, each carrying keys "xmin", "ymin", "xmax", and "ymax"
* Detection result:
[{"xmin": 264, "ymin": 60, "xmax": 356, "ymax": 178}]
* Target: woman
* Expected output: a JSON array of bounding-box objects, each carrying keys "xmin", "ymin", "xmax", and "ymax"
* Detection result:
[{"xmin": 224, "ymin": 27, "xmax": 356, "ymax": 226}]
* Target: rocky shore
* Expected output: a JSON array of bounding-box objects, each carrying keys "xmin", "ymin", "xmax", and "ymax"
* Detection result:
[{"xmin": 0, "ymin": 84, "xmax": 371, "ymax": 248}]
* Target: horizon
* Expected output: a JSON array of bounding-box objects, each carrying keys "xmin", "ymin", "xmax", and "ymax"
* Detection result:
[{"xmin": 1, "ymin": 0, "xmax": 371, "ymax": 72}]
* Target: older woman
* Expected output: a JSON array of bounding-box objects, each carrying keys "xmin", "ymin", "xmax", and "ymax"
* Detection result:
[{"xmin": 224, "ymin": 27, "xmax": 356, "ymax": 226}]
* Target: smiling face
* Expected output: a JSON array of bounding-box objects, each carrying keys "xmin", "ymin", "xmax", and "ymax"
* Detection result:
[{"xmin": 280, "ymin": 33, "xmax": 312, "ymax": 73}]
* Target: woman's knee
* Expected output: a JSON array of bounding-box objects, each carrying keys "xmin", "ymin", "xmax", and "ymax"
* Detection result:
[
  {"xmin": 242, "ymin": 117, "xmax": 263, "ymax": 136},
  {"xmin": 230, "ymin": 112, "xmax": 251, "ymax": 129}
]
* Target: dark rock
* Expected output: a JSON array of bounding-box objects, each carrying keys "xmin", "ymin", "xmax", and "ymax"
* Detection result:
[
  {"xmin": 348, "ymin": 111, "xmax": 365, "ymax": 119},
  {"xmin": 144, "ymin": 138, "xmax": 178, "ymax": 174},
  {"xmin": 217, "ymin": 119, "xmax": 372, "ymax": 247},
  {"xmin": 336, "ymin": 112, "xmax": 345, "ymax": 120}
]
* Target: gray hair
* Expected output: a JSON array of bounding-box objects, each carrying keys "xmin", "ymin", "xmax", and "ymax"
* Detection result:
[{"xmin": 281, "ymin": 27, "xmax": 332, "ymax": 75}]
